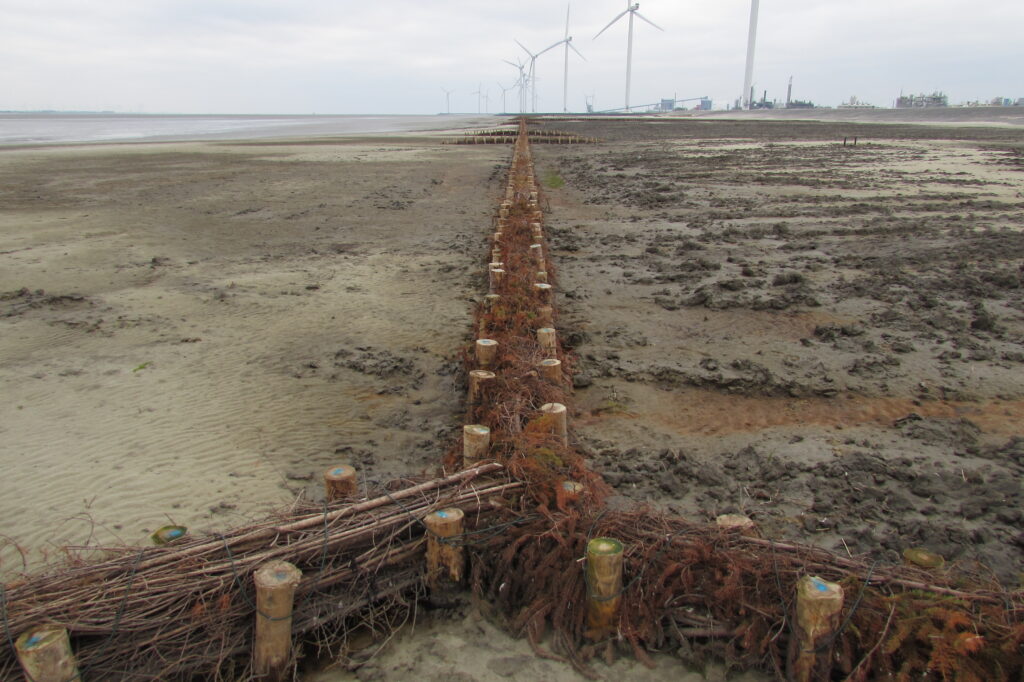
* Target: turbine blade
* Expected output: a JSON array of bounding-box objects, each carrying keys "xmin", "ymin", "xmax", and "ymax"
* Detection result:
[
  {"xmin": 538, "ymin": 39, "xmax": 565, "ymax": 56},
  {"xmin": 594, "ymin": 10, "xmax": 629, "ymax": 39},
  {"xmin": 633, "ymin": 11, "xmax": 664, "ymax": 31},
  {"xmin": 514, "ymin": 39, "xmax": 535, "ymax": 57},
  {"xmin": 565, "ymin": 4, "xmax": 571, "ymax": 39},
  {"xmin": 569, "ymin": 41, "xmax": 587, "ymax": 61}
]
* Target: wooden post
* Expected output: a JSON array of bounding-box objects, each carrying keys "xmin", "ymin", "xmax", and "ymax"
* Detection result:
[
  {"xmin": 488, "ymin": 268, "xmax": 505, "ymax": 293},
  {"xmin": 324, "ymin": 465, "xmax": 357, "ymax": 501},
  {"xmin": 425, "ymin": 508, "xmax": 465, "ymax": 589},
  {"xmin": 253, "ymin": 560, "xmax": 302, "ymax": 682},
  {"xmin": 537, "ymin": 305, "xmax": 554, "ymax": 327},
  {"xmin": 585, "ymin": 537, "xmax": 624, "ymax": 640},
  {"xmin": 462, "ymin": 424, "xmax": 491, "ymax": 466},
  {"xmin": 539, "ymin": 402, "xmax": 568, "ymax": 446},
  {"xmin": 484, "ymin": 294, "xmax": 500, "ymax": 309},
  {"xmin": 537, "ymin": 327, "xmax": 557, "ymax": 352},
  {"xmin": 558, "ymin": 480, "xmax": 584, "ymax": 508},
  {"xmin": 538, "ymin": 358, "xmax": 561, "ymax": 382},
  {"xmin": 475, "ymin": 338, "xmax": 498, "ymax": 369},
  {"xmin": 530, "ymin": 243, "xmax": 544, "ymax": 261},
  {"xmin": 536, "ymin": 271, "xmax": 548, "ymax": 283},
  {"xmin": 534, "ymin": 282, "xmax": 552, "ymax": 302},
  {"xmin": 15, "ymin": 626, "xmax": 79, "ymax": 682},
  {"xmin": 716, "ymin": 513, "xmax": 757, "ymax": 537},
  {"xmin": 787, "ymin": 576, "xmax": 845, "ymax": 682},
  {"xmin": 468, "ymin": 369, "xmax": 496, "ymax": 404}
]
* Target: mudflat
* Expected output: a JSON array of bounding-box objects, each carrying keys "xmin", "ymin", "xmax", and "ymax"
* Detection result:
[
  {"xmin": 1, "ymin": 114, "xmax": 1021, "ymax": 680},
  {"xmin": 533, "ymin": 116, "xmax": 1024, "ymax": 584}
]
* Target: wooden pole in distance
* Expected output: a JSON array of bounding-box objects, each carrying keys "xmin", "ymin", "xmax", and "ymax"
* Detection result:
[
  {"xmin": 475, "ymin": 339, "xmax": 498, "ymax": 368},
  {"xmin": 488, "ymin": 268, "xmax": 505, "ymax": 293},
  {"xmin": 585, "ymin": 537, "xmax": 624, "ymax": 641},
  {"xmin": 537, "ymin": 327, "xmax": 557, "ymax": 352},
  {"xmin": 425, "ymin": 508, "xmax": 465, "ymax": 589},
  {"xmin": 715, "ymin": 513, "xmax": 758, "ymax": 537},
  {"xmin": 787, "ymin": 575, "xmax": 845, "ymax": 682},
  {"xmin": 462, "ymin": 424, "xmax": 491, "ymax": 466},
  {"xmin": 538, "ymin": 358, "xmax": 562, "ymax": 383},
  {"xmin": 324, "ymin": 465, "xmax": 357, "ymax": 502},
  {"xmin": 559, "ymin": 480, "xmax": 584, "ymax": 507},
  {"xmin": 539, "ymin": 402, "xmax": 568, "ymax": 446},
  {"xmin": 537, "ymin": 305, "xmax": 554, "ymax": 327},
  {"xmin": 15, "ymin": 626, "xmax": 79, "ymax": 682},
  {"xmin": 253, "ymin": 560, "xmax": 303, "ymax": 682},
  {"xmin": 468, "ymin": 369, "xmax": 496, "ymax": 404}
]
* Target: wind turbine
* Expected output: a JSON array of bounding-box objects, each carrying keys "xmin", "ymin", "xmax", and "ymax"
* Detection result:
[
  {"xmin": 503, "ymin": 58, "xmax": 529, "ymax": 112},
  {"xmin": 471, "ymin": 83, "xmax": 484, "ymax": 114},
  {"xmin": 594, "ymin": 1, "xmax": 664, "ymax": 112},
  {"xmin": 742, "ymin": 0, "xmax": 760, "ymax": 109},
  {"xmin": 440, "ymin": 87, "xmax": 453, "ymax": 115},
  {"xmin": 514, "ymin": 38, "xmax": 564, "ymax": 112},
  {"xmin": 497, "ymin": 81, "xmax": 516, "ymax": 114},
  {"xmin": 560, "ymin": 4, "xmax": 587, "ymax": 113}
]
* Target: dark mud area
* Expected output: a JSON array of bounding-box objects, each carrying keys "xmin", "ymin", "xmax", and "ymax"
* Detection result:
[{"xmin": 535, "ymin": 118, "xmax": 1024, "ymax": 583}]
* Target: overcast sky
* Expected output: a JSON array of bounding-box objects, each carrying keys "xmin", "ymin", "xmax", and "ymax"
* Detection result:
[{"xmin": 1, "ymin": 0, "xmax": 1020, "ymax": 114}]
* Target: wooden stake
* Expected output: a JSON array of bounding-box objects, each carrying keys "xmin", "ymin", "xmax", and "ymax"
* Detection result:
[
  {"xmin": 530, "ymin": 243, "xmax": 544, "ymax": 261},
  {"xmin": 787, "ymin": 576, "xmax": 845, "ymax": 682},
  {"xmin": 539, "ymin": 402, "xmax": 568, "ymax": 446},
  {"xmin": 425, "ymin": 508, "xmax": 465, "ymax": 589},
  {"xmin": 534, "ymin": 282, "xmax": 552, "ymax": 302},
  {"xmin": 484, "ymin": 294, "xmax": 500, "ymax": 308},
  {"xmin": 253, "ymin": 560, "xmax": 302, "ymax": 682},
  {"xmin": 475, "ymin": 338, "xmax": 498, "ymax": 368},
  {"xmin": 585, "ymin": 537, "xmax": 624, "ymax": 640},
  {"xmin": 468, "ymin": 369, "xmax": 496, "ymax": 404},
  {"xmin": 558, "ymin": 480, "xmax": 584, "ymax": 507},
  {"xmin": 462, "ymin": 424, "xmax": 491, "ymax": 466},
  {"xmin": 324, "ymin": 465, "xmax": 358, "ymax": 501},
  {"xmin": 488, "ymin": 268, "xmax": 505, "ymax": 293},
  {"xmin": 538, "ymin": 358, "xmax": 561, "ymax": 382},
  {"xmin": 537, "ymin": 327, "xmax": 557, "ymax": 352},
  {"xmin": 15, "ymin": 626, "xmax": 79, "ymax": 682},
  {"xmin": 715, "ymin": 513, "xmax": 758, "ymax": 537},
  {"xmin": 537, "ymin": 305, "xmax": 554, "ymax": 327}
]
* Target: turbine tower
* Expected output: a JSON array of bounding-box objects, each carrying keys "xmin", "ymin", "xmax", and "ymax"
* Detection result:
[
  {"xmin": 742, "ymin": 0, "xmax": 760, "ymax": 110},
  {"xmin": 595, "ymin": 1, "xmax": 663, "ymax": 112},
  {"xmin": 441, "ymin": 87, "xmax": 453, "ymax": 115},
  {"xmin": 560, "ymin": 4, "xmax": 586, "ymax": 113}
]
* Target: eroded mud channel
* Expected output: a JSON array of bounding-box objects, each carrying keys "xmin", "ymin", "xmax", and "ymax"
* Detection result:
[{"xmin": 534, "ymin": 119, "xmax": 1024, "ymax": 582}]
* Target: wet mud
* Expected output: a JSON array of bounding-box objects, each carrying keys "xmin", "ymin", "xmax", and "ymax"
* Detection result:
[{"xmin": 535, "ymin": 118, "xmax": 1024, "ymax": 583}]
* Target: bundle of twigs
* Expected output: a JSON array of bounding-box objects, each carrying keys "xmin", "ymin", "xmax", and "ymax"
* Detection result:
[
  {"xmin": 470, "ymin": 507, "xmax": 1024, "ymax": 680},
  {"xmin": 0, "ymin": 464, "xmax": 520, "ymax": 680}
]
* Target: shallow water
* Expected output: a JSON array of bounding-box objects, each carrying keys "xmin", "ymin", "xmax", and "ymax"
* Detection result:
[{"xmin": 0, "ymin": 113, "xmax": 493, "ymax": 146}]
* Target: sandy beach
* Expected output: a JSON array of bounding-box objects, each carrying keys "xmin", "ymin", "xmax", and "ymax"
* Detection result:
[
  {"xmin": 1, "ymin": 112, "xmax": 1021, "ymax": 680},
  {"xmin": 0, "ymin": 131, "xmax": 507, "ymax": 568}
]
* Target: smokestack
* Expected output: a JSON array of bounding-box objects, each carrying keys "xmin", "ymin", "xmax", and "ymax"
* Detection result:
[
  {"xmin": 786, "ymin": 76, "xmax": 793, "ymax": 107},
  {"xmin": 742, "ymin": 0, "xmax": 759, "ymax": 110}
]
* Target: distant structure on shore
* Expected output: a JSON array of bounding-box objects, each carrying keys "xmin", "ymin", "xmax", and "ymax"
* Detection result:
[
  {"xmin": 896, "ymin": 92, "xmax": 948, "ymax": 108},
  {"xmin": 838, "ymin": 96, "xmax": 876, "ymax": 110}
]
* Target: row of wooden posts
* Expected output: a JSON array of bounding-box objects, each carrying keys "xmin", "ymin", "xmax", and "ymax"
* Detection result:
[{"xmin": 11, "ymin": 122, "xmax": 845, "ymax": 682}]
